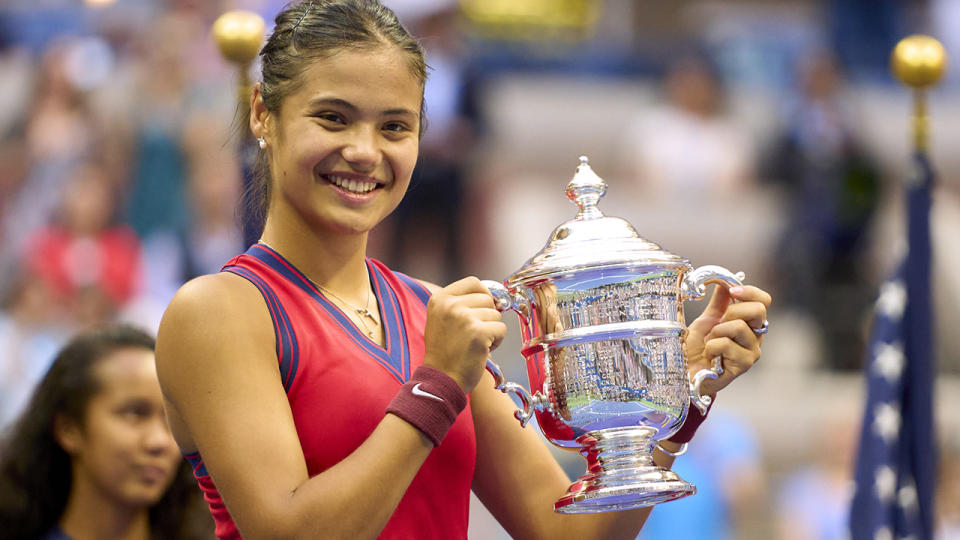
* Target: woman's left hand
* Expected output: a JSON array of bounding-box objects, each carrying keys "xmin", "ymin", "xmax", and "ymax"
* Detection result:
[{"xmin": 684, "ymin": 284, "xmax": 772, "ymax": 396}]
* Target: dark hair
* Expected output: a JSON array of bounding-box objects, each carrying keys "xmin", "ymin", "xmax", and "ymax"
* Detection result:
[
  {"xmin": 0, "ymin": 324, "xmax": 211, "ymax": 540},
  {"xmin": 243, "ymin": 0, "xmax": 428, "ymax": 236}
]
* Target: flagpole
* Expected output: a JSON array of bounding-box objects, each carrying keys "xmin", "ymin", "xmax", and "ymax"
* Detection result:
[
  {"xmin": 213, "ymin": 10, "xmax": 266, "ymax": 248},
  {"xmin": 213, "ymin": 10, "xmax": 265, "ymax": 131},
  {"xmin": 890, "ymin": 35, "xmax": 947, "ymax": 152},
  {"xmin": 849, "ymin": 35, "xmax": 947, "ymax": 540}
]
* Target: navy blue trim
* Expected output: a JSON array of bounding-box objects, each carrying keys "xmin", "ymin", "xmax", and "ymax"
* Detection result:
[
  {"xmin": 246, "ymin": 244, "xmax": 411, "ymax": 384},
  {"xmin": 223, "ymin": 265, "xmax": 300, "ymax": 392},
  {"xmin": 394, "ymin": 271, "xmax": 431, "ymax": 307},
  {"xmin": 370, "ymin": 263, "xmax": 410, "ymax": 381},
  {"xmin": 182, "ymin": 451, "xmax": 210, "ymax": 477}
]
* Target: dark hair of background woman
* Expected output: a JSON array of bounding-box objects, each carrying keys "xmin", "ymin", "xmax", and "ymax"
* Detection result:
[{"xmin": 0, "ymin": 324, "xmax": 211, "ymax": 540}]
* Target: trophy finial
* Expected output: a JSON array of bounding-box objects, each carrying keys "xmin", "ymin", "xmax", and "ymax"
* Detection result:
[
  {"xmin": 566, "ymin": 155, "xmax": 607, "ymax": 219},
  {"xmin": 891, "ymin": 35, "xmax": 947, "ymax": 89},
  {"xmin": 213, "ymin": 10, "xmax": 265, "ymax": 66}
]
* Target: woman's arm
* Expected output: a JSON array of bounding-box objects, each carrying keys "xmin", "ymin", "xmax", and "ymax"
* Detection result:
[{"xmin": 157, "ymin": 273, "xmax": 436, "ymax": 540}]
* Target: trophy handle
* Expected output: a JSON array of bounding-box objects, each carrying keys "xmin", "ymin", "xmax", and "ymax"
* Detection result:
[
  {"xmin": 484, "ymin": 357, "xmax": 541, "ymax": 427},
  {"xmin": 681, "ymin": 265, "xmax": 745, "ymax": 415},
  {"xmin": 480, "ymin": 279, "xmax": 517, "ymax": 312},
  {"xmin": 480, "ymin": 279, "xmax": 545, "ymax": 427}
]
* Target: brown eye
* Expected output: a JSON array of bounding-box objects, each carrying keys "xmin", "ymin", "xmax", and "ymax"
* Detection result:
[
  {"xmin": 315, "ymin": 112, "xmax": 345, "ymax": 125},
  {"xmin": 117, "ymin": 401, "xmax": 152, "ymax": 421}
]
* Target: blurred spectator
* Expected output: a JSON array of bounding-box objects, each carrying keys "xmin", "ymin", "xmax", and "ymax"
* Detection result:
[
  {"xmin": 620, "ymin": 52, "xmax": 756, "ymax": 201},
  {"xmin": 937, "ymin": 435, "xmax": 960, "ymax": 539},
  {"xmin": 0, "ymin": 272, "xmax": 69, "ymax": 429},
  {"xmin": 25, "ymin": 161, "xmax": 142, "ymax": 328},
  {"xmin": 0, "ymin": 324, "xmax": 212, "ymax": 539},
  {"xmin": 774, "ymin": 417, "xmax": 856, "ymax": 540},
  {"xmin": 181, "ymin": 117, "xmax": 244, "ymax": 278},
  {"xmin": 0, "ymin": 39, "xmax": 107, "ymax": 297},
  {"xmin": 639, "ymin": 410, "xmax": 767, "ymax": 540},
  {"xmin": 762, "ymin": 50, "xmax": 881, "ymax": 371},
  {"xmin": 122, "ymin": 14, "xmax": 194, "ymax": 280}
]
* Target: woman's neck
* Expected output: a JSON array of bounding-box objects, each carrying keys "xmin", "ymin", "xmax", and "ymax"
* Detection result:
[
  {"xmin": 59, "ymin": 472, "xmax": 151, "ymax": 540},
  {"xmin": 259, "ymin": 216, "xmax": 372, "ymax": 299}
]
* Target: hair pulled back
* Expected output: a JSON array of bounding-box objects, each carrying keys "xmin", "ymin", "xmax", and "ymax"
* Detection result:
[
  {"xmin": 0, "ymin": 325, "xmax": 209, "ymax": 540},
  {"xmin": 245, "ymin": 0, "xmax": 428, "ymax": 235}
]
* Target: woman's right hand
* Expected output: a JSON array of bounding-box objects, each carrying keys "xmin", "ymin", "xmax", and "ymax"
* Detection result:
[{"xmin": 423, "ymin": 277, "xmax": 507, "ymax": 394}]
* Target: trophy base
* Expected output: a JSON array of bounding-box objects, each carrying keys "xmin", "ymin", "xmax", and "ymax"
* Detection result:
[
  {"xmin": 553, "ymin": 465, "xmax": 695, "ymax": 513},
  {"xmin": 552, "ymin": 426, "xmax": 696, "ymax": 513}
]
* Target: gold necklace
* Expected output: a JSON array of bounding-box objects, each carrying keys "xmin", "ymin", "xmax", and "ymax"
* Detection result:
[
  {"xmin": 312, "ymin": 280, "xmax": 379, "ymax": 337},
  {"xmin": 257, "ymin": 240, "xmax": 380, "ymax": 337}
]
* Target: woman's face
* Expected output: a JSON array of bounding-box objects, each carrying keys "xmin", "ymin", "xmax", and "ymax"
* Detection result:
[
  {"xmin": 60, "ymin": 347, "xmax": 181, "ymax": 508},
  {"xmin": 264, "ymin": 45, "xmax": 422, "ymax": 236}
]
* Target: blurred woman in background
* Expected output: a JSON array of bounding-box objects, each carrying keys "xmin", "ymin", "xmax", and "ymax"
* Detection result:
[{"xmin": 0, "ymin": 324, "xmax": 211, "ymax": 540}]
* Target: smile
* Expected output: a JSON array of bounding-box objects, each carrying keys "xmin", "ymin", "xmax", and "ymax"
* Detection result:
[{"xmin": 324, "ymin": 174, "xmax": 380, "ymax": 195}]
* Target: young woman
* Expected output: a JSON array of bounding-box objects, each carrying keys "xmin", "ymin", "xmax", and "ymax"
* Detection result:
[
  {"xmin": 0, "ymin": 324, "xmax": 211, "ymax": 540},
  {"xmin": 156, "ymin": 2, "xmax": 772, "ymax": 539}
]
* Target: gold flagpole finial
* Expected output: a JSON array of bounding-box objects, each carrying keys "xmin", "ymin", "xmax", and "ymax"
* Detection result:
[
  {"xmin": 213, "ymin": 10, "xmax": 265, "ymax": 66},
  {"xmin": 891, "ymin": 35, "xmax": 948, "ymax": 151},
  {"xmin": 213, "ymin": 10, "xmax": 265, "ymax": 129},
  {"xmin": 891, "ymin": 35, "xmax": 947, "ymax": 89}
]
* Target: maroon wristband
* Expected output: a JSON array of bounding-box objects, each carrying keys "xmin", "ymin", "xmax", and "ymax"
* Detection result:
[
  {"xmin": 668, "ymin": 395, "xmax": 715, "ymax": 444},
  {"xmin": 386, "ymin": 366, "xmax": 468, "ymax": 446}
]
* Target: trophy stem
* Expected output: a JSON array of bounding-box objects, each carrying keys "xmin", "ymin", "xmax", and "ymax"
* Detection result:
[{"xmin": 554, "ymin": 426, "xmax": 695, "ymax": 513}]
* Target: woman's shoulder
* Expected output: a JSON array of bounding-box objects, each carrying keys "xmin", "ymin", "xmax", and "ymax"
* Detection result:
[
  {"xmin": 156, "ymin": 271, "xmax": 277, "ymax": 405},
  {"xmin": 167, "ymin": 272, "xmax": 264, "ymax": 317},
  {"xmin": 158, "ymin": 272, "xmax": 273, "ymax": 357}
]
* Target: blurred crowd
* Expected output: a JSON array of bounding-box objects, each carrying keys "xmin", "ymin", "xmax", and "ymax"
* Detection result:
[
  {"xmin": 0, "ymin": 0, "xmax": 958, "ymax": 538},
  {"xmin": 0, "ymin": 0, "xmax": 246, "ymax": 428}
]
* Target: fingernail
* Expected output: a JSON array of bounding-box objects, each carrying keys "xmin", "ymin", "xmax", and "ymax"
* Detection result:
[{"xmin": 729, "ymin": 286, "xmax": 743, "ymax": 295}]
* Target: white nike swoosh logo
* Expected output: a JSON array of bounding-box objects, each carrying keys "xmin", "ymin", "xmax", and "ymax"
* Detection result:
[{"xmin": 411, "ymin": 383, "xmax": 444, "ymax": 402}]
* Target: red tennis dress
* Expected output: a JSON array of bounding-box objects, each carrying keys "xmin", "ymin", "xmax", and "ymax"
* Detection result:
[{"xmin": 184, "ymin": 244, "xmax": 476, "ymax": 539}]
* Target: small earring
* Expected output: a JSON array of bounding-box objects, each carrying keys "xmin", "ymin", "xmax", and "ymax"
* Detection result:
[{"xmin": 258, "ymin": 137, "xmax": 266, "ymax": 149}]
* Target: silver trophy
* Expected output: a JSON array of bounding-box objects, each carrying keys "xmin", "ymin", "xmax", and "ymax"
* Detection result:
[{"xmin": 481, "ymin": 156, "xmax": 745, "ymax": 513}]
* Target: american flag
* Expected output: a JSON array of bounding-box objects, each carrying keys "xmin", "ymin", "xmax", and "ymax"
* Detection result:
[{"xmin": 849, "ymin": 152, "xmax": 937, "ymax": 539}]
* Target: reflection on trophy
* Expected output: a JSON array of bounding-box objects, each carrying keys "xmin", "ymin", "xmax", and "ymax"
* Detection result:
[{"xmin": 481, "ymin": 156, "xmax": 746, "ymax": 513}]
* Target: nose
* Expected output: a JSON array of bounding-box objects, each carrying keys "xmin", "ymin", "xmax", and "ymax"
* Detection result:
[
  {"xmin": 341, "ymin": 125, "xmax": 382, "ymax": 171},
  {"xmin": 143, "ymin": 415, "xmax": 177, "ymax": 455}
]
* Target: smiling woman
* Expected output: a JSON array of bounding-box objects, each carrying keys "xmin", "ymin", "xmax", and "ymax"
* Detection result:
[
  {"xmin": 0, "ymin": 325, "xmax": 211, "ymax": 540},
  {"xmin": 252, "ymin": 45, "xmax": 422, "ymax": 238},
  {"xmin": 155, "ymin": 1, "xmax": 771, "ymax": 539}
]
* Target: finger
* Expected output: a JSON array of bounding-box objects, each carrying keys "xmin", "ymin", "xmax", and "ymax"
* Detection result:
[
  {"xmin": 699, "ymin": 283, "xmax": 733, "ymax": 323},
  {"xmin": 478, "ymin": 321, "xmax": 508, "ymax": 351},
  {"xmin": 707, "ymin": 319, "xmax": 760, "ymax": 350},
  {"xmin": 447, "ymin": 291, "xmax": 499, "ymax": 309},
  {"xmin": 719, "ymin": 302, "xmax": 768, "ymax": 333},
  {"xmin": 703, "ymin": 337, "xmax": 759, "ymax": 377},
  {"xmin": 472, "ymin": 307, "xmax": 505, "ymax": 322},
  {"xmin": 432, "ymin": 292, "xmax": 498, "ymax": 314},
  {"xmin": 697, "ymin": 345, "xmax": 757, "ymax": 395},
  {"xmin": 728, "ymin": 285, "xmax": 772, "ymax": 307},
  {"xmin": 687, "ymin": 284, "xmax": 732, "ymax": 337},
  {"xmin": 445, "ymin": 276, "xmax": 490, "ymax": 296}
]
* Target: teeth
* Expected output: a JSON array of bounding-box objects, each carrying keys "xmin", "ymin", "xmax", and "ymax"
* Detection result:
[{"xmin": 329, "ymin": 175, "xmax": 377, "ymax": 194}]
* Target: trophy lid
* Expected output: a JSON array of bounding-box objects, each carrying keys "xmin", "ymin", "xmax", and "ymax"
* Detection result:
[{"xmin": 506, "ymin": 156, "xmax": 687, "ymax": 286}]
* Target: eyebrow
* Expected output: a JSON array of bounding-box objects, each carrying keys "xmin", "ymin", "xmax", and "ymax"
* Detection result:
[{"xmin": 306, "ymin": 97, "xmax": 417, "ymax": 117}]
